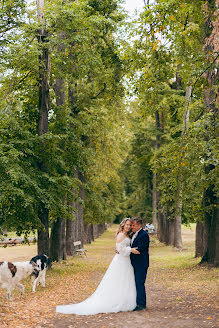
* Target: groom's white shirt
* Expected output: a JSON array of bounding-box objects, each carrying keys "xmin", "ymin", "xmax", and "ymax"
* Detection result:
[{"xmin": 131, "ymin": 228, "xmax": 142, "ymax": 246}]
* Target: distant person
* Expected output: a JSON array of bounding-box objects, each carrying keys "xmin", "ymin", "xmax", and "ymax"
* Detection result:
[{"xmin": 145, "ymin": 223, "xmax": 155, "ymax": 234}]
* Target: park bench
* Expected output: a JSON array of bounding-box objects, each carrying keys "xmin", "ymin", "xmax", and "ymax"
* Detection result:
[{"xmin": 73, "ymin": 241, "xmax": 87, "ymax": 257}]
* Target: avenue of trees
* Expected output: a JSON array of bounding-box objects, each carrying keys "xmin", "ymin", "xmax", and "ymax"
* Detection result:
[{"xmin": 0, "ymin": 0, "xmax": 218, "ymax": 266}]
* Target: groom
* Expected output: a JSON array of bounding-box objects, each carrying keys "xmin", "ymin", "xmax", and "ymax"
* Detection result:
[{"xmin": 130, "ymin": 217, "xmax": 150, "ymax": 311}]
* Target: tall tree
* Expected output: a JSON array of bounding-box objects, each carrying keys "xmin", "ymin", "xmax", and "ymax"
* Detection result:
[
  {"xmin": 50, "ymin": 35, "xmax": 67, "ymax": 261},
  {"xmin": 200, "ymin": 0, "xmax": 219, "ymax": 265},
  {"xmin": 36, "ymin": 0, "xmax": 50, "ymax": 255}
]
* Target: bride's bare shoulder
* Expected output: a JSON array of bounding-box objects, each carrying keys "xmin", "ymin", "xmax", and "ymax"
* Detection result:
[{"xmin": 116, "ymin": 232, "xmax": 126, "ymax": 243}]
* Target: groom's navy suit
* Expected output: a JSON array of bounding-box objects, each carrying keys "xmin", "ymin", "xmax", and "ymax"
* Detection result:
[{"xmin": 130, "ymin": 229, "xmax": 149, "ymax": 308}]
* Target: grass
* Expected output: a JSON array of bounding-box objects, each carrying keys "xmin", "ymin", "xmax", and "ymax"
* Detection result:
[
  {"xmin": 51, "ymin": 228, "xmax": 116, "ymax": 277},
  {"xmin": 146, "ymin": 226, "xmax": 218, "ymax": 299}
]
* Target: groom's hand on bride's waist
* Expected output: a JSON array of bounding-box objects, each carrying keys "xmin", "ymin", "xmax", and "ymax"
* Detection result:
[{"xmin": 131, "ymin": 247, "xmax": 140, "ymax": 254}]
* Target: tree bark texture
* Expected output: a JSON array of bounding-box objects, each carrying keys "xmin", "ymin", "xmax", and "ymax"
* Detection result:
[
  {"xmin": 152, "ymin": 172, "xmax": 157, "ymax": 231},
  {"xmin": 37, "ymin": 0, "xmax": 50, "ymax": 255},
  {"xmin": 83, "ymin": 223, "xmax": 94, "ymax": 244},
  {"xmin": 172, "ymin": 77, "xmax": 190, "ymax": 249},
  {"xmin": 66, "ymin": 64, "xmax": 86, "ymax": 253},
  {"xmin": 155, "ymin": 111, "xmax": 171, "ymax": 244},
  {"xmin": 76, "ymin": 171, "xmax": 85, "ymax": 247},
  {"xmin": 37, "ymin": 0, "xmax": 50, "ymax": 136},
  {"xmin": 66, "ymin": 215, "xmax": 76, "ymax": 256},
  {"xmin": 50, "ymin": 35, "xmax": 67, "ymax": 261},
  {"xmin": 157, "ymin": 194, "xmax": 168, "ymax": 244},
  {"xmin": 66, "ymin": 178, "xmax": 78, "ymax": 256},
  {"xmin": 65, "ymin": 168, "xmax": 84, "ymax": 255},
  {"xmin": 201, "ymin": 181, "xmax": 218, "ymax": 265},
  {"xmin": 174, "ymin": 210, "xmax": 182, "ymax": 249},
  {"xmin": 195, "ymin": 221, "xmax": 207, "ymax": 257},
  {"xmin": 168, "ymin": 219, "xmax": 175, "ymax": 246},
  {"xmin": 154, "ymin": 110, "xmax": 160, "ymax": 236},
  {"xmin": 50, "ymin": 217, "xmax": 66, "ymax": 262},
  {"xmin": 201, "ymin": 0, "xmax": 219, "ymax": 265},
  {"xmin": 37, "ymin": 203, "xmax": 49, "ymax": 255}
]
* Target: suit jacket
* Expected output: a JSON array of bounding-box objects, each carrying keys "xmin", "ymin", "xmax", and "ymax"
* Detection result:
[{"xmin": 130, "ymin": 229, "xmax": 149, "ymax": 268}]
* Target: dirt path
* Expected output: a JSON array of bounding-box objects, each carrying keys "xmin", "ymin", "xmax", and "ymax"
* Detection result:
[
  {"xmin": 0, "ymin": 226, "xmax": 218, "ymax": 328},
  {"xmin": 46, "ymin": 274, "xmax": 218, "ymax": 328}
]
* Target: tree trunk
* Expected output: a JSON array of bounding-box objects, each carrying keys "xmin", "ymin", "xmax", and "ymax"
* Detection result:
[
  {"xmin": 97, "ymin": 223, "xmax": 106, "ymax": 237},
  {"xmin": 50, "ymin": 217, "xmax": 66, "ymax": 261},
  {"xmin": 152, "ymin": 172, "xmax": 157, "ymax": 231},
  {"xmin": 66, "ymin": 216, "xmax": 76, "ymax": 256},
  {"xmin": 50, "ymin": 197, "xmax": 67, "ymax": 262},
  {"xmin": 83, "ymin": 223, "xmax": 94, "ymax": 244},
  {"xmin": 66, "ymin": 56, "xmax": 86, "ymax": 251},
  {"xmin": 183, "ymin": 86, "xmax": 192, "ymax": 133},
  {"xmin": 66, "ymin": 176, "xmax": 78, "ymax": 256},
  {"xmin": 168, "ymin": 219, "xmax": 175, "ymax": 246},
  {"xmin": 174, "ymin": 181, "xmax": 183, "ymax": 249},
  {"xmin": 154, "ymin": 110, "xmax": 161, "ymax": 238},
  {"xmin": 50, "ymin": 34, "xmax": 66, "ymax": 261},
  {"xmin": 77, "ymin": 170, "xmax": 85, "ymax": 246},
  {"xmin": 201, "ymin": 178, "xmax": 218, "ymax": 264},
  {"xmin": 173, "ymin": 84, "xmax": 192, "ymax": 250},
  {"xmin": 201, "ymin": 0, "xmax": 219, "ymax": 266},
  {"xmin": 65, "ymin": 168, "xmax": 85, "ymax": 255},
  {"xmin": 37, "ymin": 0, "xmax": 50, "ymax": 255},
  {"xmin": 174, "ymin": 209, "xmax": 182, "ymax": 249},
  {"xmin": 157, "ymin": 212, "xmax": 168, "ymax": 244},
  {"xmin": 157, "ymin": 195, "xmax": 168, "ymax": 244},
  {"xmin": 37, "ymin": 0, "xmax": 50, "ymax": 135},
  {"xmin": 155, "ymin": 111, "xmax": 170, "ymax": 244},
  {"xmin": 214, "ymin": 204, "xmax": 219, "ymax": 266},
  {"xmin": 37, "ymin": 203, "xmax": 49, "ymax": 255},
  {"xmin": 93, "ymin": 224, "xmax": 99, "ymax": 239},
  {"xmin": 195, "ymin": 221, "xmax": 207, "ymax": 257}
]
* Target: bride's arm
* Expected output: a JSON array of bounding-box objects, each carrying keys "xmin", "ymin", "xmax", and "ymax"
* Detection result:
[
  {"xmin": 116, "ymin": 233, "xmax": 140, "ymax": 256},
  {"xmin": 117, "ymin": 245, "xmax": 140, "ymax": 256},
  {"xmin": 116, "ymin": 233, "xmax": 131, "ymax": 256},
  {"xmin": 116, "ymin": 243, "xmax": 131, "ymax": 256}
]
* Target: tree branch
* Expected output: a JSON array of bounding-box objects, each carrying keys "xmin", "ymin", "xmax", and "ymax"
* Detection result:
[
  {"xmin": 90, "ymin": 83, "xmax": 106, "ymax": 100},
  {"xmin": 183, "ymin": 13, "xmax": 189, "ymax": 31},
  {"xmin": 191, "ymin": 53, "xmax": 219, "ymax": 97},
  {"xmin": 17, "ymin": 71, "xmax": 32, "ymax": 85}
]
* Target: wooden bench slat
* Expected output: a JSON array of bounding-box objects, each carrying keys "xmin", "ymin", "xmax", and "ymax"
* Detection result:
[
  {"xmin": 75, "ymin": 248, "xmax": 87, "ymax": 252},
  {"xmin": 73, "ymin": 241, "xmax": 82, "ymax": 247}
]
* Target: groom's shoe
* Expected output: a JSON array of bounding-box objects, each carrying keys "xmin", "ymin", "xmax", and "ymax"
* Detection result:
[{"xmin": 133, "ymin": 305, "xmax": 146, "ymax": 311}]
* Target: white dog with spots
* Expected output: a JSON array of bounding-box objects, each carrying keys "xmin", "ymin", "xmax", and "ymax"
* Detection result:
[
  {"xmin": 30, "ymin": 254, "xmax": 51, "ymax": 292},
  {"xmin": 0, "ymin": 260, "xmax": 40, "ymax": 300}
]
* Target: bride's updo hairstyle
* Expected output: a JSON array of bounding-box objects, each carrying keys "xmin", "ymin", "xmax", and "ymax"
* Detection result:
[{"xmin": 117, "ymin": 218, "xmax": 132, "ymax": 237}]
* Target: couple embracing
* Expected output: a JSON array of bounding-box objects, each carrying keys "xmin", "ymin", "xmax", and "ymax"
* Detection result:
[{"xmin": 56, "ymin": 217, "xmax": 149, "ymax": 315}]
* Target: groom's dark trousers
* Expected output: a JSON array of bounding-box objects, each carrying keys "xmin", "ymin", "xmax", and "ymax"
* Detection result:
[{"xmin": 130, "ymin": 229, "xmax": 149, "ymax": 308}]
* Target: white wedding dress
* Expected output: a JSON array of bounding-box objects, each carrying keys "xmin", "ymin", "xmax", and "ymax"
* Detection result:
[{"xmin": 56, "ymin": 237, "xmax": 136, "ymax": 315}]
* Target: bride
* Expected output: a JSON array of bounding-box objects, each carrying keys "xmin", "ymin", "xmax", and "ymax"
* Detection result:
[{"xmin": 56, "ymin": 218, "xmax": 140, "ymax": 315}]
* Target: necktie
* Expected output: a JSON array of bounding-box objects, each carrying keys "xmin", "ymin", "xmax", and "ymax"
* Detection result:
[{"xmin": 131, "ymin": 232, "xmax": 138, "ymax": 245}]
